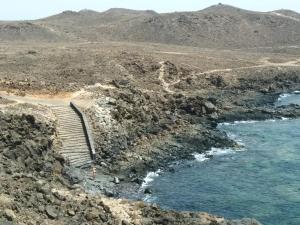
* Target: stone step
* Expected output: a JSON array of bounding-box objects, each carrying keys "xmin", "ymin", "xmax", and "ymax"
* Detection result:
[
  {"xmin": 56, "ymin": 114, "xmax": 81, "ymax": 120},
  {"xmin": 69, "ymin": 159, "xmax": 92, "ymax": 166},
  {"xmin": 61, "ymin": 139, "xmax": 87, "ymax": 144},
  {"xmin": 59, "ymin": 132, "xmax": 85, "ymax": 136},
  {"xmin": 62, "ymin": 137, "xmax": 87, "ymax": 145},
  {"xmin": 58, "ymin": 117, "xmax": 82, "ymax": 124},
  {"xmin": 56, "ymin": 114, "xmax": 77, "ymax": 118},
  {"xmin": 59, "ymin": 130, "xmax": 85, "ymax": 135},
  {"xmin": 51, "ymin": 106, "xmax": 66, "ymax": 108},
  {"xmin": 59, "ymin": 129, "xmax": 84, "ymax": 134},
  {"xmin": 63, "ymin": 143, "xmax": 89, "ymax": 149},
  {"xmin": 59, "ymin": 135, "xmax": 86, "ymax": 139},
  {"xmin": 59, "ymin": 124, "xmax": 84, "ymax": 130},
  {"xmin": 58, "ymin": 125, "xmax": 84, "ymax": 130},
  {"xmin": 63, "ymin": 146, "xmax": 89, "ymax": 151},
  {"xmin": 59, "ymin": 123, "xmax": 83, "ymax": 129},
  {"xmin": 63, "ymin": 139, "xmax": 87, "ymax": 144},
  {"xmin": 59, "ymin": 118, "xmax": 81, "ymax": 122},
  {"xmin": 63, "ymin": 141, "xmax": 88, "ymax": 146},
  {"xmin": 67, "ymin": 153, "xmax": 91, "ymax": 159},
  {"xmin": 53, "ymin": 109, "xmax": 74, "ymax": 113},
  {"xmin": 51, "ymin": 107, "xmax": 74, "ymax": 111},
  {"xmin": 60, "ymin": 136, "xmax": 87, "ymax": 141},
  {"xmin": 59, "ymin": 149, "xmax": 90, "ymax": 154},
  {"xmin": 69, "ymin": 158, "xmax": 92, "ymax": 165},
  {"xmin": 56, "ymin": 115, "xmax": 79, "ymax": 118},
  {"xmin": 71, "ymin": 160, "xmax": 93, "ymax": 168},
  {"xmin": 59, "ymin": 129, "xmax": 84, "ymax": 133},
  {"xmin": 60, "ymin": 151, "xmax": 91, "ymax": 157},
  {"xmin": 62, "ymin": 144, "xmax": 87, "ymax": 149},
  {"xmin": 65, "ymin": 155, "xmax": 91, "ymax": 161},
  {"xmin": 54, "ymin": 113, "xmax": 77, "ymax": 117},
  {"xmin": 61, "ymin": 143, "xmax": 88, "ymax": 148},
  {"xmin": 59, "ymin": 128, "xmax": 84, "ymax": 133},
  {"xmin": 59, "ymin": 134, "xmax": 86, "ymax": 139}
]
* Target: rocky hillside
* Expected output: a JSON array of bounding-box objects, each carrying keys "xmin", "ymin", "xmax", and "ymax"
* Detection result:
[
  {"xmin": 0, "ymin": 22, "xmax": 66, "ymax": 42},
  {"xmin": 0, "ymin": 4, "xmax": 300, "ymax": 48}
]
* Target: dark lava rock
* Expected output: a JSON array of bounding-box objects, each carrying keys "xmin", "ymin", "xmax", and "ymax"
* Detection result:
[
  {"xmin": 45, "ymin": 206, "xmax": 58, "ymax": 219},
  {"xmin": 62, "ymin": 167, "xmax": 84, "ymax": 185},
  {"xmin": 0, "ymin": 219, "xmax": 15, "ymax": 225},
  {"xmin": 144, "ymin": 188, "xmax": 152, "ymax": 194},
  {"xmin": 204, "ymin": 101, "xmax": 217, "ymax": 114},
  {"xmin": 85, "ymin": 208, "xmax": 99, "ymax": 221}
]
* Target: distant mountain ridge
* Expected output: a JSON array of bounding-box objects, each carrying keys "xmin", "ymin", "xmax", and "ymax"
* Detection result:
[{"xmin": 0, "ymin": 4, "xmax": 300, "ymax": 48}]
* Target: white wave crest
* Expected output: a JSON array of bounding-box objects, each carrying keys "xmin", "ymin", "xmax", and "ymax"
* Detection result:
[
  {"xmin": 219, "ymin": 122, "xmax": 231, "ymax": 126},
  {"xmin": 141, "ymin": 170, "xmax": 161, "ymax": 188},
  {"xmin": 219, "ymin": 120, "xmax": 258, "ymax": 126},
  {"xmin": 207, "ymin": 147, "xmax": 236, "ymax": 156},
  {"xmin": 234, "ymin": 120, "xmax": 257, "ymax": 124},
  {"xmin": 226, "ymin": 133, "xmax": 245, "ymax": 147},
  {"xmin": 193, "ymin": 153, "xmax": 209, "ymax": 162},
  {"xmin": 278, "ymin": 93, "xmax": 291, "ymax": 101},
  {"xmin": 193, "ymin": 147, "xmax": 238, "ymax": 162},
  {"xmin": 143, "ymin": 194, "xmax": 158, "ymax": 202},
  {"xmin": 267, "ymin": 119, "xmax": 276, "ymax": 122}
]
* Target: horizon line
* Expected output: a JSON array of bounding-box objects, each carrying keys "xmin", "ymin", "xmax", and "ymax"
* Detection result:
[{"xmin": 0, "ymin": 3, "xmax": 299, "ymax": 22}]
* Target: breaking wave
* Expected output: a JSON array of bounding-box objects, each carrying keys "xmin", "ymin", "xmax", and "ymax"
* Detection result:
[{"xmin": 141, "ymin": 169, "xmax": 162, "ymax": 188}]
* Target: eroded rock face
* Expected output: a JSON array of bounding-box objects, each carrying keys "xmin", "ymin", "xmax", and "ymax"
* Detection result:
[{"xmin": 0, "ymin": 112, "xmax": 56, "ymax": 174}]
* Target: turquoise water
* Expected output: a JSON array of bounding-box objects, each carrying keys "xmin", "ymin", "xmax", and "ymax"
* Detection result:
[{"xmin": 145, "ymin": 94, "xmax": 300, "ymax": 225}]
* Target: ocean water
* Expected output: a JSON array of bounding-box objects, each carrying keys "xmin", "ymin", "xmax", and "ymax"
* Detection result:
[
  {"xmin": 144, "ymin": 94, "xmax": 300, "ymax": 225},
  {"xmin": 276, "ymin": 91, "xmax": 300, "ymax": 106}
]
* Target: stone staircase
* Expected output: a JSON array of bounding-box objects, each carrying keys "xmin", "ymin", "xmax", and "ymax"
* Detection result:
[{"xmin": 51, "ymin": 105, "xmax": 93, "ymax": 168}]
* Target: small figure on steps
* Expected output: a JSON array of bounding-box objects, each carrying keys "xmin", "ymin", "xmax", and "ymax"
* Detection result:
[{"xmin": 92, "ymin": 165, "xmax": 96, "ymax": 180}]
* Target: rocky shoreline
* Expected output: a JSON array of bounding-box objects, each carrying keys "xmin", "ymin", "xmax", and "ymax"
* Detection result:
[
  {"xmin": 83, "ymin": 79, "xmax": 300, "ymax": 196},
  {"xmin": 0, "ymin": 61, "xmax": 300, "ymax": 224},
  {"xmin": 0, "ymin": 105, "xmax": 263, "ymax": 225}
]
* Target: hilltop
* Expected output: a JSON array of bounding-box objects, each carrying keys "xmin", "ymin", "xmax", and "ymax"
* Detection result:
[{"xmin": 0, "ymin": 4, "xmax": 299, "ymax": 48}]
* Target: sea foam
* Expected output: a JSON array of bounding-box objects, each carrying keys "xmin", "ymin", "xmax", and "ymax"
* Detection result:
[
  {"xmin": 141, "ymin": 169, "xmax": 161, "ymax": 188},
  {"xmin": 193, "ymin": 153, "xmax": 209, "ymax": 162},
  {"xmin": 278, "ymin": 93, "xmax": 292, "ymax": 101},
  {"xmin": 193, "ymin": 147, "xmax": 238, "ymax": 162}
]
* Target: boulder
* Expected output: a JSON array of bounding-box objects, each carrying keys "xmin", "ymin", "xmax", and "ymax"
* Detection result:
[
  {"xmin": 204, "ymin": 101, "xmax": 217, "ymax": 114},
  {"xmin": 113, "ymin": 177, "xmax": 120, "ymax": 184},
  {"xmin": 4, "ymin": 209, "xmax": 16, "ymax": 221},
  {"xmin": 85, "ymin": 208, "xmax": 99, "ymax": 221},
  {"xmin": 45, "ymin": 206, "xmax": 58, "ymax": 219},
  {"xmin": 62, "ymin": 167, "xmax": 84, "ymax": 185}
]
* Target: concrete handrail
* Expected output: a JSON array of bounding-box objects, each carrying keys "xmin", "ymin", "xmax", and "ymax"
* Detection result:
[{"xmin": 70, "ymin": 102, "xmax": 96, "ymax": 162}]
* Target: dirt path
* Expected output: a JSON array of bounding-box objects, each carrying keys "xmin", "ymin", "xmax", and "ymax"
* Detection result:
[
  {"xmin": 158, "ymin": 61, "xmax": 181, "ymax": 93},
  {"xmin": 159, "ymin": 58, "xmax": 300, "ymax": 93},
  {"xmin": 271, "ymin": 12, "xmax": 300, "ymax": 22},
  {"xmin": 0, "ymin": 81, "xmax": 117, "ymax": 106},
  {"xmin": 196, "ymin": 57, "xmax": 300, "ymax": 75},
  {"xmin": 0, "ymin": 92, "xmax": 71, "ymax": 106}
]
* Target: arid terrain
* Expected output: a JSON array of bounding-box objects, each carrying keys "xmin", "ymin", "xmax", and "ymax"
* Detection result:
[{"xmin": 1, "ymin": 4, "xmax": 300, "ymax": 225}]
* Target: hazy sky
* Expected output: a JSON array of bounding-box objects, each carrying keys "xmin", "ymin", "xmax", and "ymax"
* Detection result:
[{"xmin": 2, "ymin": 0, "xmax": 300, "ymax": 21}]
